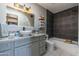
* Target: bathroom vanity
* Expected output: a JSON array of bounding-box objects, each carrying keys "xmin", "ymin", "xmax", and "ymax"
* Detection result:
[{"xmin": 0, "ymin": 34, "xmax": 47, "ymax": 56}]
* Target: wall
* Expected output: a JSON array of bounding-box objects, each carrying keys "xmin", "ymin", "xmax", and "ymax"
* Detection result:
[
  {"xmin": 46, "ymin": 10, "xmax": 54, "ymax": 38},
  {"xmin": 0, "ymin": 4, "xmax": 6, "ymax": 23},
  {"xmin": 25, "ymin": 3, "xmax": 46, "ymax": 30},
  {"xmin": 0, "ymin": 3, "xmax": 46, "ymax": 30},
  {"xmin": 53, "ymin": 6, "xmax": 78, "ymax": 41},
  {"xmin": 78, "ymin": 3, "xmax": 79, "ymax": 45}
]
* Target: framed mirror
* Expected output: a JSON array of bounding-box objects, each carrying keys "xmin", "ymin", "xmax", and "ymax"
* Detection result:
[{"xmin": 6, "ymin": 13, "xmax": 34, "ymax": 28}]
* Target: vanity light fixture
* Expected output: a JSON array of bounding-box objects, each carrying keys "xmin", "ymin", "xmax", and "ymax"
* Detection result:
[
  {"xmin": 14, "ymin": 3, "xmax": 19, "ymax": 8},
  {"xmin": 7, "ymin": 3, "xmax": 33, "ymax": 15}
]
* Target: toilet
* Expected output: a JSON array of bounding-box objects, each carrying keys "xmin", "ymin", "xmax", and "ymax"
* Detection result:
[{"xmin": 46, "ymin": 39, "xmax": 55, "ymax": 52}]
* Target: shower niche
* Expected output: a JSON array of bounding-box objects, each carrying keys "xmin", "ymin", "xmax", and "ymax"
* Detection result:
[{"xmin": 6, "ymin": 14, "xmax": 18, "ymax": 25}]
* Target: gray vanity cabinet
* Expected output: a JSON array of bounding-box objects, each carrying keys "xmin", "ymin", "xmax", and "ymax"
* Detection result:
[{"xmin": 0, "ymin": 34, "xmax": 47, "ymax": 56}]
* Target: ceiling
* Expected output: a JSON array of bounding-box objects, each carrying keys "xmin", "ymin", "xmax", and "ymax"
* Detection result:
[{"xmin": 38, "ymin": 3, "xmax": 78, "ymax": 13}]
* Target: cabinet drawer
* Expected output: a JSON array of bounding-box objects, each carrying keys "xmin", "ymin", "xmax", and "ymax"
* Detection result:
[
  {"xmin": 31, "ymin": 37, "xmax": 39, "ymax": 42},
  {"xmin": 40, "ymin": 46, "xmax": 46, "ymax": 55},
  {"xmin": 0, "ymin": 41, "xmax": 14, "ymax": 52},
  {"xmin": 40, "ymin": 40, "xmax": 46, "ymax": 47},
  {"xmin": 30, "ymin": 41, "xmax": 39, "ymax": 47},
  {"xmin": 39, "ymin": 36, "xmax": 46, "ymax": 41}
]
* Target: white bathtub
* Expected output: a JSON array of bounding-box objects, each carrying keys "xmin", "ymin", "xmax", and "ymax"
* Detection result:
[{"xmin": 46, "ymin": 37, "xmax": 79, "ymax": 56}]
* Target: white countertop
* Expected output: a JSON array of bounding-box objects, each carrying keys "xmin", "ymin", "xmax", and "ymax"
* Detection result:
[
  {"xmin": 0, "ymin": 36, "xmax": 30, "ymax": 42},
  {"xmin": 0, "ymin": 33, "xmax": 46, "ymax": 42},
  {"xmin": 31, "ymin": 33, "xmax": 46, "ymax": 37}
]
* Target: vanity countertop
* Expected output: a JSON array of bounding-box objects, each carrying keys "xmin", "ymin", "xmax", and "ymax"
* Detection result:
[
  {"xmin": 31, "ymin": 33, "xmax": 46, "ymax": 37},
  {"xmin": 0, "ymin": 33, "xmax": 47, "ymax": 42}
]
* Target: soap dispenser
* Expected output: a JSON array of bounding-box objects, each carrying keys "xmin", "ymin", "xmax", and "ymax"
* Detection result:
[{"xmin": 15, "ymin": 31, "xmax": 20, "ymax": 37}]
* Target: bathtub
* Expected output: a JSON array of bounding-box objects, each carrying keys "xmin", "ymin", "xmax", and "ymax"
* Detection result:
[{"xmin": 46, "ymin": 37, "xmax": 79, "ymax": 56}]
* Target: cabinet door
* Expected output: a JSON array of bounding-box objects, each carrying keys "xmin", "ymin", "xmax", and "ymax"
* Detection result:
[
  {"xmin": 15, "ymin": 41, "xmax": 40, "ymax": 56},
  {"xmin": 0, "ymin": 40, "xmax": 14, "ymax": 52},
  {"xmin": 29, "ymin": 42, "xmax": 40, "ymax": 56},
  {"xmin": 15, "ymin": 45, "xmax": 31, "ymax": 56},
  {"xmin": 30, "ymin": 45, "xmax": 39, "ymax": 56},
  {"xmin": 0, "ymin": 50, "xmax": 13, "ymax": 56},
  {"xmin": 31, "ymin": 36, "xmax": 39, "ymax": 42},
  {"xmin": 15, "ymin": 37, "xmax": 30, "ymax": 47},
  {"xmin": 15, "ymin": 45, "xmax": 26, "ymax": 56},
  {"xmin": 40, "ymin": 45, "xmax": 46, "ymax": 55}
]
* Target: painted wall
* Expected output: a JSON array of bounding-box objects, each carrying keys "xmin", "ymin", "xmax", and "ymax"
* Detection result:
[
  {"xmin": 0, "ymin": 3, "xmax": 46, "ymax": 30},
  {"xmin": 25, "ymin": 3, "xmax": 46, "ymax": 30},
  {"xmin": 78, "ymin": 4, "xmax": 79, "ymax": 45},
  {"xmin": 0, "ymin": 4, "xmax": 6, "ymax": 23}
]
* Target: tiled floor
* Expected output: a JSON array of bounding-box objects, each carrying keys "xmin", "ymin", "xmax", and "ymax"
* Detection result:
[
  {"xmin": 43, "ymin": 38, "xmax": 58, "ymax": 56},
  {"xmin": 44, "ymin": 48, "xmax": 60, "ymax": 56},
  {"xmin": 44, "ymin": 38, "xmax": 78, "ymax": 56},
  {"xmin": 44, "ymin": 51, "xmax": 57, "ymax": 56}
]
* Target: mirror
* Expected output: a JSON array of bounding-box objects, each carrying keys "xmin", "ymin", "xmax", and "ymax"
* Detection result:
[
  {"xmin": 25, "ymin": 14, "xmax": 34, "ymax": 27},
  {"xmin": 6, "ymin": 13, "xmax": 34, "ymax": 27}
]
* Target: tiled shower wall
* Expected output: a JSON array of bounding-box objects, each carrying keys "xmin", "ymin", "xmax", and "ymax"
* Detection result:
[
  {"xmin": 53, "ymin": 6, "xmax": 78, "ymax": 41},
  {"xmin": 46, "ymin": 10, "xmax": 54, "ymax": 38}
]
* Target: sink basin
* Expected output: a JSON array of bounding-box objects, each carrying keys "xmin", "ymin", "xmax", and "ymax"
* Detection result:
[
  {"xmin": 20, "ymin": 31, "xmax": 32, "ymax": 37},
  {"xmin": 31, "ymin": 33, "xmax": 45, "ymax": 36}
]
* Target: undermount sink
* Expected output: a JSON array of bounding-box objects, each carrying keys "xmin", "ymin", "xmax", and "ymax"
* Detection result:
[
  {"xmin": 20, "ymin": 31, "xmax": 32, "ymax": 37},
  {"xmin": 31, "ymin": 33, "xmax": 45, "ymax": 36}
]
